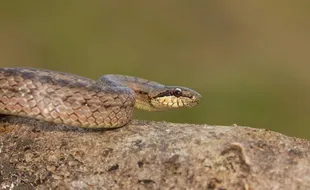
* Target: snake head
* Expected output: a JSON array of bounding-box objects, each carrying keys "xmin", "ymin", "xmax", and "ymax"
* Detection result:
[{"xmin": 149, "ymin": 86, "xmax": 202, "ymax": 111}]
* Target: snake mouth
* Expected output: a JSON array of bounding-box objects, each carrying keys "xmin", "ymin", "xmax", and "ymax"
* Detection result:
[
  {"xmin": 151, "ymin": 94, "xmax": 201, "ymax": 110},
  {"xmin": 192, "ymin": 93, "xmax": 202, "ymax": 104}
]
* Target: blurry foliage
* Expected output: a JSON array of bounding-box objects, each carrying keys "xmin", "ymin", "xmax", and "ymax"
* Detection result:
[{"xmin": 0, "ymin": 1, "xmax": 309, "ymax": 139}]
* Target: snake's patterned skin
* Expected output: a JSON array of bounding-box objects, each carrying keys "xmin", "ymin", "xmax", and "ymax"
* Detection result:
[{"xmin": 0, "ymin": 68, "xmax": 201, "ymax": 129}]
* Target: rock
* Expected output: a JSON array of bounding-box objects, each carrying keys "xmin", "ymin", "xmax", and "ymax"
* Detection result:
[{"xmin": 0, "ymin": 116, "xmax": 310, "ymax": 190}]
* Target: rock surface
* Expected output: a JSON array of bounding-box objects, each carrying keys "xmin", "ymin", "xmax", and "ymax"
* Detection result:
[{"xmin": 0, "ymin": 116, "xmax": 310, "ymax": 190}]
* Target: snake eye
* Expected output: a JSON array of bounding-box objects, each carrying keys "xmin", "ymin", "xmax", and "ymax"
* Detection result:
[{"xmin": 173, "ymin": 88, "xmax": 182, "ymax": 97}]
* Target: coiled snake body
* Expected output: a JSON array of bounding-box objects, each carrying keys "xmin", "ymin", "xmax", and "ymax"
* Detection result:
[{"xmin": 0, "ymin": 68, "xmax": 201, "ymax": 128}]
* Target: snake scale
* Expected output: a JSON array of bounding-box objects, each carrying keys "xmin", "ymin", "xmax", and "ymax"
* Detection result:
[{"xmin": 0, "ymin": 68, "xmax": 201, "ymax": 128}]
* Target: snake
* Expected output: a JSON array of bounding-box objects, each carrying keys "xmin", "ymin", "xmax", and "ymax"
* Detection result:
[{"xmin": 0, "ymin": 68, "xmax": 201, "ymax": 129}]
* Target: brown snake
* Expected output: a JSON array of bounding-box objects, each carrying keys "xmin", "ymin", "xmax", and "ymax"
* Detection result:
[{"xmin": 0, "ymin": 68, "xmax": 201, "ymax": 128}]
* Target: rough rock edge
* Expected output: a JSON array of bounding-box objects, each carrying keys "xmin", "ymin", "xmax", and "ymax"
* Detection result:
[{"xmin": 0, "ymin": 116, "xmax": 310, "ymax": 190}]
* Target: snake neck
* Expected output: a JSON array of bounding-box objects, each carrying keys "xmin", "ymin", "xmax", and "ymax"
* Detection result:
[
  {"xmin": 99, "ymin": 74, "xmax": 163, "ymax": 111},
  {"xmin": 117, "ymin": 76, "xmax": 164, "ymax": 111}
]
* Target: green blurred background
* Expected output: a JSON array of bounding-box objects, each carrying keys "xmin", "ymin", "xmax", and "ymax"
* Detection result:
[{"xmin": 0, "ymin": 1, "xmax": 309, "ymax": 139}]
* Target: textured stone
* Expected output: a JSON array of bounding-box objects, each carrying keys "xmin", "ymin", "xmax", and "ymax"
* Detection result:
[{"xmin": 0, "ymin": 116, "xmax": 310, "ymax": 190}]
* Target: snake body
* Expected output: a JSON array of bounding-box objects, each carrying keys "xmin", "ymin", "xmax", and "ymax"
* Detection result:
[{"xmin": 0, "ymin": 68, "xmax": 201, "ymax": 128}]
